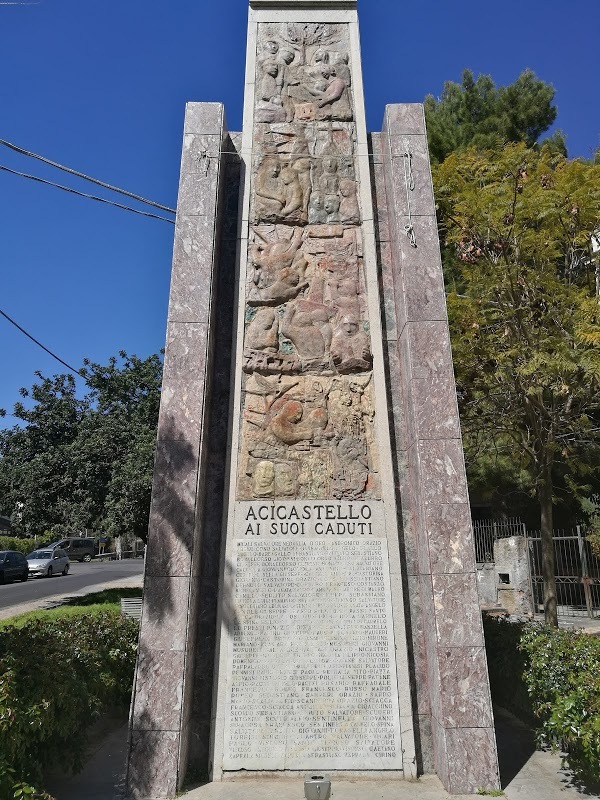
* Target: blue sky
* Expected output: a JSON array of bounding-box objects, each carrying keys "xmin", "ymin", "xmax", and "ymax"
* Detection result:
[{"xmin": 0, "ymin": 0, "xmax": 598, "ymax": 423}]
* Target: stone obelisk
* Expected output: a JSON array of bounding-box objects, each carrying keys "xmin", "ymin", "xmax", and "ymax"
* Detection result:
[{"xmin": 126, "ymin": 0, "xmax": 500, "ymax": 796}]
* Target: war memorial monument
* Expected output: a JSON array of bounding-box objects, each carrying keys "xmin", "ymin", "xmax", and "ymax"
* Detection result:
[{"xmin": 126, "ymin": 0, "xmax": 500, "ymax": 796}]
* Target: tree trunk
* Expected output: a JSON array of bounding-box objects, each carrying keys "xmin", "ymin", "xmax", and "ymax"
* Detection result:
[{"xmin": 538, "ymin": 470, "xmax": 558, "ymax": 627}]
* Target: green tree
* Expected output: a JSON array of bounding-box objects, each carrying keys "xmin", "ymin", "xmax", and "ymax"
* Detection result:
[
  {"xmin": 0, "ymin": 374, "xmax": 84, "ymax": 536},
  {"xmin": 434, "ymin": 143, "xmax": 600, "ymax": 626},
  {"xmin": 425, "ymin": 69, "xmax": 561, "ymax": 164},
  {"xmin": 0, "ymin": 352, "xmax": 162, "ymax": 542}
]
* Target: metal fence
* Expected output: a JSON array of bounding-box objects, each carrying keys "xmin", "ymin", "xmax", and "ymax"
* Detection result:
[
  {"xmin": 472, "ymin": 518, "xmax": 526, "ymax": 563},
  {"xmin": 473, "ymin": 519, "xmax": 600, "ymax": 618},
  {"xmin": 528, "ymin": 527, "xmax": 600, "ymax": 618}
]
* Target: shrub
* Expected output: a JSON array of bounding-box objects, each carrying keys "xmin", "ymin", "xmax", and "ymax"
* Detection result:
[
  {"xmin": 484, "ymin": 614, "xmax": 600, "ymax": 786},
  {"xmin": 0, "ymin": 609, "xmax": 138, "ymax": 797},
  {"xmin": 0, "ymin": 536, "xmax": 35, "ymax": 555},
  {"xmin": 520, "ymin": 624, "xmax": 600, "ymax": 785}
]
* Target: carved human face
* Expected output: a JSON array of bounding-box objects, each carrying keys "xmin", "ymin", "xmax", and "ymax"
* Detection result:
[
  {"xmin": 342, "ymin": 319, "xmax": 358, "ymax": 336},
  {"xmin": 281, "ymin": 49, "xmax": 295, "ymax": 65},
  {"xmin": 339, "ymin": 179, "xmax": 355, "ymax": 198},
  {"xmin": 310, "ymin": 192, "xmax": 323, "ymax": 210},
  {"xmin": 324, "ymin": 195, "xmax": 340, "ymax": 215},
  {"xmin": 322, "ymin": 157, "xmax": 337, "ymax": 174},
  {"xmin": 253, "ymin": 461, "xmax": 275, "ymax": 495},
  {"xmin": 267, "ymin": 161, "xmax": 281, "ymax": 179},
  {"xmin": 266, "ymin": 41, "xmax": 279, "ymax": 55},
  {"xmin": 276, "ymin": 464, "xmax": 295, "ymax": 496}
]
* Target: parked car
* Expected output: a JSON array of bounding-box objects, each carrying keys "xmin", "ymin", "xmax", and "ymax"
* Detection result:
[
  {"xmin": 0, "ymin": 550, "xmax": 29, "ymax": 583},
  {"xmin": 47, "ymin": 537, "xmax": 95, "ymax": 562},
  {"xmin": 27, "ymin": 548, "xmax": 70, "ymax": 578}
]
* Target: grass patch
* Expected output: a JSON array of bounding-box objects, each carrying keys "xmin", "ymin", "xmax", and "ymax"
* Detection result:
[
  {"xmin": 63, "ymin": 586, "xmax": 142, "ymax": 606},
  {"xmin": 0, "ymin": 586, "xmax": 142, "ymax": 629}
]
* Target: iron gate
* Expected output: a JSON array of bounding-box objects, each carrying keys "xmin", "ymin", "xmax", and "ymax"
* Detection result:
[{"xmin": 528, "ymin": 527, "xmax": 600, "ymax": 618}]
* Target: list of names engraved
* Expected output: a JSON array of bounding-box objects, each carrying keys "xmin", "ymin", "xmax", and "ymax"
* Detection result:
[{"xmin": 223, "ymin": 539, "xmax": 402, "ymax": 770}]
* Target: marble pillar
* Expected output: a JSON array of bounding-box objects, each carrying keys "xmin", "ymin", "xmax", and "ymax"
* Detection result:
[
  {"xmin": 126, "ymin": 103, "xmax": 241, "ymax": 799},
  {"xmin": 372, "ymin": 104, "xmax": 500, "ymax": 793}
]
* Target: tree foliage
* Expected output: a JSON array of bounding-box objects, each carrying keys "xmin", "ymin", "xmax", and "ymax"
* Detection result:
[
  {"xmin": 425, "ymin": 69, "xmax": 561, "ymax": 164},
  {"xmin": 434, "ymin": 143, "xmax": 600, "ymax": 624},
  {"xmin": 0, "ymin": 352, "xmax": 162, "ymax": 541}
]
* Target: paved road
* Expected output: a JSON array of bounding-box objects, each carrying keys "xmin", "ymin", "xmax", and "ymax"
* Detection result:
[{"xmin": 0, "ymin": 559, "xmax": 144, "ymax": 611}]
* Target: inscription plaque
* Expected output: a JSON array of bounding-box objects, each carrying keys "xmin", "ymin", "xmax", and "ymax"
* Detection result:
[
  {"xmin": 235, "ymin": 500, "xmax": 386, "ymax": 538},
  {"xmin": 223, "ymin": 538, "xmax": 402, "ymax": 770}
]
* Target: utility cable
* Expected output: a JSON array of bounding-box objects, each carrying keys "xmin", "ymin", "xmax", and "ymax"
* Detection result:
[
  {"xmin": 0, "ymin": 164, "xmax": 175, "ymax": 223},
  {"xmin": 0, "ymin": 137, "xmax": 176, "ymax": 213},
  {"xmin": 0, "ymin": 308, "xmax": 84, "ymax": 377}
]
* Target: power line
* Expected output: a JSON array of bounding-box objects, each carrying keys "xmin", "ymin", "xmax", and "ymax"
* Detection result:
[
  {"xmin": 0, "ymin": 137, "xmax": 176, "ymax": 214},
  {"xmin": 0, "ymin": 308, "xmax": 83, "ymax": 378},
  {"xmin": 0, "ymin": 164, "xmax": 175, "ymax": 223}
]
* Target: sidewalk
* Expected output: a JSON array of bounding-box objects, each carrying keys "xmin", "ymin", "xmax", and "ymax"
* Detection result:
[
  {"xmin": 44, "ymin": 708, "xmax": 596, "ymax": 800},
  {"xmin": 0, "ymin": 573, "xmax": 144, "ymax": 621},
  {"xmin": 534, "ymin": 613, "xmax": 600, "ymax": 635}
]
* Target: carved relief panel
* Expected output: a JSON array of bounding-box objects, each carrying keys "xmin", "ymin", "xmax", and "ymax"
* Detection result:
[
  {"xmin": 237, "ymin": 20, "xmax": 379, "ymax": 501},
  {"xmin": 255, "ymin": 23, "xmax": 353, "ymax": 124},
  {"xmin": 237, "ymin": 373, "xmax": 380, "ymax": 501}
]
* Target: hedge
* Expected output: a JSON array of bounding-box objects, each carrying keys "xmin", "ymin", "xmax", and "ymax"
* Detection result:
[
  {"xmin": 0, "ymin": 536, "xmax": 35, "ymax": 555},
  {"xmin": 484, "ymin": 615, "xmax": 600, "ymax": 786},
  {"xmin": 0, "ymin": 609, "xmax": 139, "ymax": 798}
]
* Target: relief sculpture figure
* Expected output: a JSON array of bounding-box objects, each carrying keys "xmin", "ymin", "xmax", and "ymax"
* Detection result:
[
  {"xmin": 246, "ymin": 308, "xmax": 279, "ymax": 352},
  {"xmin": 308, "ymin": 192, "xmax": 327, "ymax": 224},
  {"xmin": 254, "ymin": 158, "xmax": 307, "ymax": 225},
  {"xmin": 324, "ymin": 195, "xmax": 341, "ymax": 223},
  {"xmin": 333, "ymin": 436, "xmax": 369, "ymax": 499},
  {"xmin": 305, "ymin": 53, "xmax": 353, "ymax": 121},
  {"xmin": 281, "ymin": 300, "xmax": 335, "ymax": 367},
  {"xmin": 256, "ymin": 41, "xmax": 287, "ymax": 123},
  {"xmin": 331, "ymin": 315, "xmax": 372, "ymax": 373},
  {"xmin": 238, "ymin": 372, "xmax": 378, "ymax": 501},
  {"xmin": 257, "ymin": 28, "xmax": 354, "ymax": 123},
  {"xmin": 253, "ymin": 460, "xmax": 276, "ymax": 498},
  {"xmin": 269, "ymin": 400, "xmax": 328, "ymax": 446},
  {"xmin": 290, "ymin": 126, "xmax": 313, "ymax": 216},
  {"xmin": 318, "ymin": 157, "xmax": 340, "ymax": 195},
  {"xmin": 275, "ymin": 462, "xmax": 297, "ymax": 496},
  {"xmin": 249, "ymin": 227, "xmax": 309, "ymax": 306},
  {"xmin": 309, "ymin": 157, "xmax": 358, "ymax": 226},
  {"xmin": 339, "ymin": 178, "xmax": 360, "ymax": 225}
]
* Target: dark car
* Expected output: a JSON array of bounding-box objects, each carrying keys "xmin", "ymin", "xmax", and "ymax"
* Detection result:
[
  {"xmin": 0, "ymin": 550, "xmax": 29, "ymax": 583},
  {"xmin": 48, "ymin": 538, "xmax": 95, "ymax": 562}
]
